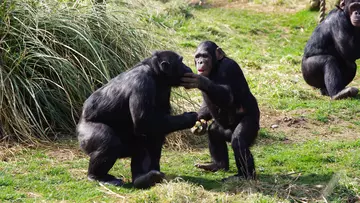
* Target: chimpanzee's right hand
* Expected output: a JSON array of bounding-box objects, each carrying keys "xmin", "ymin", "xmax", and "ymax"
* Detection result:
[{"xmin": 180, "ymin": 73, "xmax": 211, "ymax": 90}]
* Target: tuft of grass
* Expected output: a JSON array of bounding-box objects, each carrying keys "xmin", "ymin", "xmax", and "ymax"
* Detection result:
[{"xmin": 0, "ymin": 0, "xmax": 157, "ymax": 142}]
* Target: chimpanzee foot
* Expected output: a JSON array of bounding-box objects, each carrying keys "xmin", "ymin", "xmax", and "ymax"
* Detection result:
[
  {"xmin": 133, "ymin": 170, "xmax": 165, "ymax": 189},
  {"xmin": 331, "ymin": 87, "xmax": 359, "ymax": 100},
  {"xmin": 88, "ymin": 174, "xmax": 124, "ymax": 186},
  {"xmin": 195, "ymin": 162, "xmax": 229, "ymax": 172}
]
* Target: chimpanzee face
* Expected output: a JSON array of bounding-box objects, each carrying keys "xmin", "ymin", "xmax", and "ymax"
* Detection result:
[
  {"xmin": 174, "ymin": 56, "xmax": 193, "ymax": 77},
  {"xmin": 194, "ymin": 41, "xmax": 225, "ymax": 78},
  {"xmin": 343, "ymin": 0, "xmax": 360, "ymax": 27},
  {"xmin": 155, "ymin": 51, "xmax": 192, "ymax": 86},
  {"xmin": 194, "ymin": 46, "xmax": 213, "ymax": 77}
]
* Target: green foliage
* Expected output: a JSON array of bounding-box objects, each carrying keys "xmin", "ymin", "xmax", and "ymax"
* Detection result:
[{"xmin": 0, "ymin": 0, "xmax": 154, "ymax": 142}]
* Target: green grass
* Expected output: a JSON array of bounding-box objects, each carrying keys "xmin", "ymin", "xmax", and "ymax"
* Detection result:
[
  {"xmin": 1, "ymin": 139, "xmax": 359, "ymax": 202},
  {"xmin": 1, "ymin": 0, "xmax": 360, "ymax": 202}
]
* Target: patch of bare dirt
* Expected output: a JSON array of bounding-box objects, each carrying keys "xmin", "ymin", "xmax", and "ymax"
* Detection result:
[
  {"xmin": 45, "ymin": 147, "xmax": 83, "ymax": 161},
  {"xmin": 190, "ymin": 0, "xmax": 341, "ymax": 14},
  {"xmin": 190, "ymin": 0, "xmax": 308, "ymax": 13},
  {"xmin": 0, "ymin": 144, "xmax": 31, "ymax": 162},
  {"xmin": 0, "ymin": 144, "xmax": 58, "ymax": 162},
  {"xmin": 26, "ymin": 192, "xmax": 42, "ymax": 198},
  {"xmin": 260, "ymin": 107, "xmax": 360, "ymax": 143},
  {"xmin": 0, "ymin": 142, "xmax": 85, "ymax": 162}
]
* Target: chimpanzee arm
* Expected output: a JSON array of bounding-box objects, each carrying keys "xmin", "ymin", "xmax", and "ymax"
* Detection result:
[
  {"xmin": 197, "ymin": 101, "xmax": 212, "ymax": 121},
  {"xmin": 198, "ymin": 78, "xmax": 234, "ymax": 108},
  {"xmin": 129, "ymin": 82, "xmax": 196, "ymax": 136}
]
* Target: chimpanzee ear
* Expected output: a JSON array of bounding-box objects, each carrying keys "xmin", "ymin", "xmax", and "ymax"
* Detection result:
[
  {"xmin": 216, "ymin": 47, "xmax": 225, "ymax": 61},
  {"xmin": 339, "ymin": 0, "xmax": 345, "ymax": 10},
  {"xmin": 159, "ymin": 61, "xmax": 172, "ymax": 74}
]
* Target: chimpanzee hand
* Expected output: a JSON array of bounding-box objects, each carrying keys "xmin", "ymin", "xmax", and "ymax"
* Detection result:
[
  {"xmin": 190, "ymin": 119, "xmax": 208, "ymax": 135},
  {"xmin": 182, "ymin": 112, "xmax": 198, "ymax": 128},
  {"xmin": 180, "ymin": 73, "xmax": 211, "ymax": 90}
]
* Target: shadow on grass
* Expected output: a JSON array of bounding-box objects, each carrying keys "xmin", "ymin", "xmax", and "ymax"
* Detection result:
[
  {"xmin": 354, "ymin": 94, "xmax": 360, "ymax": 100},
  {"xmin": 176, "ymin": 175, "xmax": 223, "ymax": 190},
  {"xmin": 169, "ymin": 172, "xmax": 358, "ymax": 201}
]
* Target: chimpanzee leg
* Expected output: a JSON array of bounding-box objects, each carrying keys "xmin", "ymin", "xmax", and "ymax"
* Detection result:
[
  {"xmin": 320, "ymin": 88, "xmax": 329, "ymax": 96},
  {"xmin": 131, "ymin": 137, "xmax": 165, "ymax": 189},
  {"xmin": 323, "ymin": 58, "xmax": 345, "ymax": 97},
  {"xmin": 302, "ymin": 55, "xmax": 344, "ymax": 96},
  {"xmin": 228, "ymin": 117, "xmax": 258, "ymax": 180},
  {"xmin": 78, "ymin": 121, "xmax": 125, "ymax": 186},
  {"xmin": 325, "ymin": 60, "xmax": 358, "ymax": 99},
  {"xmin": 302, "ymin": 55, "xmax": 358, "ymax": 99},
  {"xmin": 302, "ymin": 55, "xmax": 327, "ymax": 89},
  {"xmin": 144, "ymin": 136, "xmax": 165, "ymax": 171},
  {"xmin": 88, "ymin": 149, "xmax": 123, "ymax": 186},
  {"xmin": 342, "ymin": 61, "xmax": 357, "ymax": 86},
  {"xmin": 195, "ymin": 122, "xmax": 231, "ymax": 172}
]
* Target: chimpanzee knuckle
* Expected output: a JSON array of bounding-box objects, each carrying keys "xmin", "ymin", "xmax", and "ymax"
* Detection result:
[
  {"xmin": 184, "ymin": 72, "xmax": 193, "ymax": 77},
  {"xmin": 189, "ymin": 78, "xmax": 198, "ymax": 82},
  {"xmin": 181, "ymin": 78, "xmax": 191, "ymax": 82}
]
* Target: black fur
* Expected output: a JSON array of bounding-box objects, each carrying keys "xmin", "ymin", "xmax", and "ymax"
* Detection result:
[
  {"xmin": 302, "ymin": 1, "xmax": 360, "ymax": 99},
  {"xmin": 77, "ymin": 51, "xmax": 197, "ymax": 188},
  {"xmin": 195, "ymin": 41, "xmax": 260, "ymax": 180}
]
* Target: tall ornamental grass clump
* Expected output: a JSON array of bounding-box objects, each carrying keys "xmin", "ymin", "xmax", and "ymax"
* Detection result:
[{"xmin": 0, "ymin": 0, "xmax": 155, "ymax": 142}]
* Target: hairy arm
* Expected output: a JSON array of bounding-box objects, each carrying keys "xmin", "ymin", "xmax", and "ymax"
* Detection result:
[
  {"xmin": 130, "ymin": 78, "xmax": 197, "ymax": 136},
  {"xmin": 181, "ymin": 67, "xmax": 234, "ymax": 109},
  {"xmin": 198, "ymin": 77, "xmax": 233, "ymax": 108},
  {"xmin": 197, "ymin": 101, "xmax": 212, "ymax": 121}
]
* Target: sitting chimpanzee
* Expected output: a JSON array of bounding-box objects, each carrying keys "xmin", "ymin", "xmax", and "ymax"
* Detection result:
[
  {"xmin": 77, "ymin": 51, "xmax": 198, "ymax": 189},
  {"xmin": 302, "ymin": 0, "xmax": 360, "ymax": 100},
  {"xmin": 181, "ymin": 41, "xmax": 260, "ymax": 180}
]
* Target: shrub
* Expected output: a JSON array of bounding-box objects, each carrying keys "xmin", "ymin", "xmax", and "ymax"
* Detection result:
[{"xmin": 0, "ymin": 0, "xmax": 155, "ymax": 142}]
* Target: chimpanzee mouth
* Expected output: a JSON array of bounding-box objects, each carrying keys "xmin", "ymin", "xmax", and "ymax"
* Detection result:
[
  {"xmin": 352, "ymin": 19, "xmax": 360, "ymax": 26},
  {"xmin": 197, "ymin": 69, "xmax": 205, "ymax": 73}
]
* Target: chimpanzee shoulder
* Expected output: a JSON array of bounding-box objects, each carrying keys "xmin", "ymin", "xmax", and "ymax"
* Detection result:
[
  {"xmin": 212, "ymin": 58, "xmax": 241, "ymax": 78},
  {"xmin": 307, "ymin": 7, "xmax": 360, "ymax": 60},
  {"xmin": 215, "ymin": 58, "xmax": 250, "ymax": 89},
  {"xmin": 82, "ymin": 62, "xmax": 157, "ymax": 123},
  {"xmin": 303, "ymin": 8, "xmax": 354, "ymax": 58}
]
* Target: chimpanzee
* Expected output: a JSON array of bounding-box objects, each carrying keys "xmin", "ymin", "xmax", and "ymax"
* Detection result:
[
  {"xmin": 77, "ymin": 51, "xmax": 198, "ymax": 189},
  {"xmin": 302, "ymin": 0, "xmax": 360, "ymax": 100},
  {"xmin": 181, "ymin": 41, "xmax": 260, "ymax": 180}
]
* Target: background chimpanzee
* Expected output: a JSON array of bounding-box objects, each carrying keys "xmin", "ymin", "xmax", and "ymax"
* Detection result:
[
  {"xmin": 181, "ymin": 41, "xmax": 260, "ymax": 180},
  {"xmin": 302, "ymin": 0, "xmax": 360, "ymax": 100},
  {"xmin": 77, "ymin": 51, "xmax": 198, "ymax": 189}
]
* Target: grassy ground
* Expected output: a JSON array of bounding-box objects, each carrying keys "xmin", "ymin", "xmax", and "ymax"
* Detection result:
[{"xmin": 1, "ymin": 0, "xmax": 360, "ymax": 202}]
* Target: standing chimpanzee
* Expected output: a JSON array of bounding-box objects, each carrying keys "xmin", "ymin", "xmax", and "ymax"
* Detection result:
[
  {"xmin": 77, "ymin": 51, "xmax": 198, "ymax": 189},
  {"xmin": 181, "ymin": 41, "xmax": 260, "ymax": 180},
  {"xmin": 302, "ymin": 0, "xmax": 360, "ymax": 100}
]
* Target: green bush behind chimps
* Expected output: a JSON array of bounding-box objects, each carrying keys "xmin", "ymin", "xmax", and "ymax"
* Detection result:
[{"xmin": 0, "ymin": 0, "xmax": 157, "ymax": 142}]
